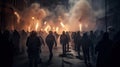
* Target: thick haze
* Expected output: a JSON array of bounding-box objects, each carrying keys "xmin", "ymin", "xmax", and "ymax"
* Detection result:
[{"xmin": 13, "ymin": 0, "xmax": 105, "ymax": 32}]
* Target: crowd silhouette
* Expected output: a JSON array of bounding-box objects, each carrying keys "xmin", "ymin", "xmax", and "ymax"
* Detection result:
[{"xmin": 0, "ymin": 29, "xmax": 120, "ymax": 67}]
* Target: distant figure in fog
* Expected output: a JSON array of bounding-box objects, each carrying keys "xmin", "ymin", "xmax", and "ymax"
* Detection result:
[
  {"xmin": 89, "ymin": 31, "xmax": 96, "ymax": 61},
  {"xmin": 0, "ymin": 30, "xmax": 14, "ymax": 67},
  {"xmin": 66, "ymin": 32, "xmax": 70, "ymax": 51},
  {"xmin": 54, "ymin": 31, "xmax": 59, "ymax": 47},
  {"xmin": 11, "ymin": 30, "xmax": 20, "ymax": 55},
  {"xmin": 26, "ymin": 31, "xmax": 42, "ymax": 67},
  {"xmin": 73, "ymin": 32, "xmax": 77, "ymax": 51},
  {"xmin": 45, "ymin": 31, "xmax": 57, "ymax": 63},
  {"xmin": 60, "ymin": 31, "xmax": 68, "ymax": 56},
  {"xmin": 95, "ymin": 32, "xmax": 113, "ymax": 67},
  {"xmin": 54, "ymin": 31, "xmax": 59, "ymax": 40},
  {"xmin": 81, "ymin": 32, "xmax": 91, "ymax": 66},
  {"xmin": 76, "ymin": 31, "xmax": 82, "ymax": 58}
]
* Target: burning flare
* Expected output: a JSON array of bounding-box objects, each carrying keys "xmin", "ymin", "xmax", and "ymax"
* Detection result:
[
  {"xmin": 14, "ymin": 11, "xmax": 20, "ymax": 23},
  {"xmin": 60, "ymin": 22, "xmax": 65, "ymax": 28},
  {"xmin": 56, "ymin": 27, "xmax": 59, "ymax": 33},
  {"xmin": 79, "ymin": 23, "xmax": 82, "ymax": 32},
  {"xmin": 35, "ymin": 22, "xmax": 39, "ymax": 31},
  {"xmin": 44, "ymin": 24, "xmax": 51, "ymax": 33}
]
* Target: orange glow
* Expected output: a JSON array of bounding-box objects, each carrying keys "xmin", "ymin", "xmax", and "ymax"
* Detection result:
[
  {"xmin": 56, "ymin": 27, "xmax": 59, "ymax": 33},
  {"xmin": 35, "ymin": 22, "xmax": 39, "ymax": 31},
  {"xmin": 79, "ymin": 23, "xmax": 82, "ymax": 32},
  {"xmin": 85, "ymin": 23, "xmax": 88, "ymax": 28},
  {"xmin": 14, "ymin": 11, "xmax": 20, "ymax": 23},
  {"xmin": 28, "ymin": 26, "xmax": 31, "ymax": 32},
  {"xmin": 44, "ymin": 24, "xmax": 51, "ymax": 33},
  {"xmin": 60, "ymin": 22, "xmax": 65, "ymax": 28},
  {"xmin": 32, "ymin": 17, "xmax": 35, "ymax": 20},
  {"xmin": 41, "ymin": 28, "xmax": 43, "ymax": 31}
]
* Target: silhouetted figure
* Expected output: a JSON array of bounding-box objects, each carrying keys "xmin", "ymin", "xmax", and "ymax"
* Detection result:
[
  {"xmin": 81, "ymin": 32, "xmax": 91, "ymax": 66},
  {"xmin": 54, "ymin": 31, "xmax": 59, "ymax": 47},
  {"xmin": 66, "ymin": 32, "xmax": 70, "ymax": 51},
  {"xmin": 76, "ymin": 31, "xmax": 82, "ymax": 58},
  {"xmin": 89, "ymin": 31, "xmax": 96, "ymax": 61},
  {"xmin": 38, "ymin": 35, "xmax": 45, "ymax": 47},
  {"xmin": 26, "ymin": 31, "xmax": 42, "ymax": 67},
  {"xmin": 45, "ymin": 31, "xmax": 57, "ymax": 63},
  {"xmin": 54, "ymin": 31, "xmax": 59, "ymax": 40},
  {"xmin": 71, "ymin": 32, "xmax": 76, "ymax": 50},
  {"xmin": 20, "ymin": 30, "xmax": 27, "ymax": 53},
  {"xmin": 0, "ymin": 30, "xmax": 14, "ymax": 67},
  {"xmin": 60, "ymin": 31, "xmax": 68, "ymax": 56},
  {"xmin": 72, "ymin": 32, "xmax": 77, "ymax": 51},
  {"xmin": 11, "ymin": 30, "xmax": 20, "ymax": 55},
  {"xmin": 97, "ymin": 31, "xmax": 104, "ymax": 43},
  {"xmin": 95, "ymin": 32, "xmax": 113, "ymax": 67},
  {"xmin": 108, "ymin": 31, "xmax": 120, "ymax": 67}
]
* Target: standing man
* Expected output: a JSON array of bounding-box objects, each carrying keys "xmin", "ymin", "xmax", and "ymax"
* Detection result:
[
  {"xmin": 89, "ymin": 31, "xmax": 96, "ymax": 62},
  {"xmin": 81, "ymin": 32, "xmax": 91, "ymax": 67},
  {"xmin": 45, "ymin": 31, "xmax": 57, "ymax": 63},
  {"xmin": 11, "ymin": 30, "xmax": 20, "ymax": 55},
  {"xmin": 60, "ymin": 31, "xmax": 68, "ymax": 56},
  {"xmin": 76, "ymin": 31, "xmax": 82, "ymax": 58},
  {"xmin": 66, "ymin": 32, "xmax": 70, "ymax": 52},
  {"xmin": 26, "ymin": 31, "xmax": 42, "ymax": 67},
  {"xmin": 95, "ymin": 32, "xmax": 113, "ymax": 67}
]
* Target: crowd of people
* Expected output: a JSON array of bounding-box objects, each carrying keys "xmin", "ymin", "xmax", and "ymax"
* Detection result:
[{"xmin": 0, "ymin": 29, "xmax": 120, "ymax": 67}]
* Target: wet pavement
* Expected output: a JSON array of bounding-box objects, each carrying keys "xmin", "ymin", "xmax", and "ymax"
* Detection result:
[{"xmin": 13, "ymin": 43, "xmax": 87, "ymax": 67}]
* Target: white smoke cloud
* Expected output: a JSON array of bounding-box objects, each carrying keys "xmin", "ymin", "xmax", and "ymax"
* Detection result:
[
  {"xmin": 14, "ymin": 0, "xmax": 105, "ymax": 32},
  {"xmin": 67, "ymin": 0, "xmax": 96, "ymax": 32}
]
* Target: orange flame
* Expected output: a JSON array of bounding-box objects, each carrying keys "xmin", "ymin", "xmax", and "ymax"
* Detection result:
[
  {"xmin": 35, "ymin": 22, "xmax": 39, "ymax": 31},
  {"xmin": 56, "ymin": 27, "xmax": 59, "ymax": 33},
  {"xmin": 79, "ymin": 23, "xmax": 82, "ymax": 32},
  {"xmin": 60, "ymin": 22, "xmax": 65, "ymax": 28},
  {"xmin": 14, "ymin": 11, "xmax": 20, "ymax": 23},
  {"xmin": 44, "ymin": 24, "xmax": 51, "ymax": 33}
]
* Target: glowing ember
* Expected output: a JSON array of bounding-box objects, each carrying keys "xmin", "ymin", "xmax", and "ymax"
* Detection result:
[
  {"xmin": 79, "ymin": 23, "xmax": 82, "ymax": 32},
  {"xmin": 14, "ymin": 11, "xmax": 20, "ymax": 23}
]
